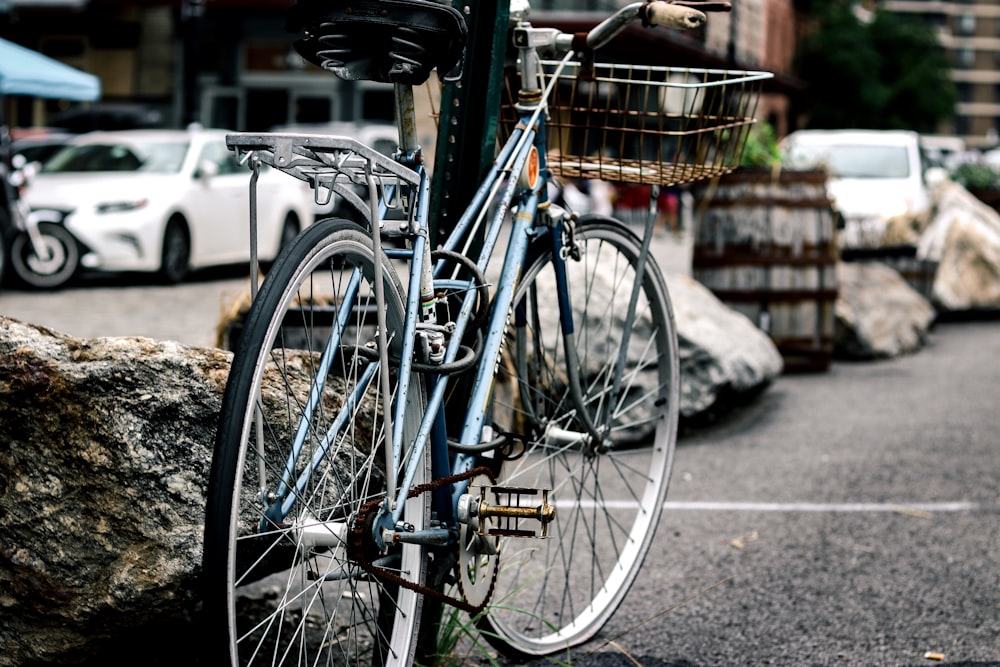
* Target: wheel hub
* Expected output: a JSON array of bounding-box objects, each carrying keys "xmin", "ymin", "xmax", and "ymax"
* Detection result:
[{"xmin": 26, "ymin": 238, "xmax": 66, "ymax": 275}]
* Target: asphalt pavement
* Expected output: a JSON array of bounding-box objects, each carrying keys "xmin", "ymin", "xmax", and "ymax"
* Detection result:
[
  {"xmin": 0, "ymin": 223, "xmax": 693, "ymax": 348},
  {"xmin": 1, "ymin": 230, "xmax": 997, "ymax": 667},
  {"xmin": 565, "ymin": 318, "xmax": 1000, "ymax": 667}
]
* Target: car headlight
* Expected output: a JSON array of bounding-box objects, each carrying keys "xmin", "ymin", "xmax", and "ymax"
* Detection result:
[{"xmin": 96, "ymin": 199, "xmax": 149, "ymax": 214}]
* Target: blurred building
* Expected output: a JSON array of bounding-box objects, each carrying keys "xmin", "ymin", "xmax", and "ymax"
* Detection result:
[
  {"xmin": 881, "ymin": 0, "xmax": 1000, "ymax": 149},
  {"xmin": 702, "ymin": 0, "xmax": 802, "ymax": 138},
  {"xmin": 0, "ymin": 0, "xmax": 806, "ymax": 135},
  {"xmin": 498, "ymin": 0, "xmax": 807, "ymax": 137},
  {"xmin": 0, "ymin": 0, "xmax": 398, "ymax": 131}
]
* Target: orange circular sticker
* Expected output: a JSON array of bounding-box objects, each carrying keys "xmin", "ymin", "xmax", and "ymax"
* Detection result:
[{"xmin": 520, "ymin": 146, "xmax": 540, "ymax": 190}]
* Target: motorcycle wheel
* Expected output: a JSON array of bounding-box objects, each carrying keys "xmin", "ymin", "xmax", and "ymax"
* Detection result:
[{"xmin": 10, "ymin": 223, "xmax": 80, "ymax": 289}]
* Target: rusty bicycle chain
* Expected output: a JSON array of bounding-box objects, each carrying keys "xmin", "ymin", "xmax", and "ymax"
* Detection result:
[{"xmin": 350, "ymin": 465, "xmax": 497, "ymax": 615}]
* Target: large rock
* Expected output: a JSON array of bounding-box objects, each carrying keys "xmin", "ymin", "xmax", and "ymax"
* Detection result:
[
  {"xmin": 0, "ymin": 317, "xmax": 225, "ymax": 666},
  {"xmin": 917, "ymin": 181, "xmax": 1000, "ymax": 312},
  {"xmin": 0, "ymin": 280, "xmax": 783, "ymax": 663},
  {"xmin": 667, "ymin": 274, "xmax": 784, "ymax": 422},
  {"xmin": 833, "ymin": 262, "xmax": 936, "ymax": 360}
]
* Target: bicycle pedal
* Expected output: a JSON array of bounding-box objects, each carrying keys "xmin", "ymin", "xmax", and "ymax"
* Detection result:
[{"xmin": 458, "ymin": 484, "xmax": 555, "ymax": 539}]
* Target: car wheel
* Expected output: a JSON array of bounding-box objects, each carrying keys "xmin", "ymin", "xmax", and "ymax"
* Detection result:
[
  {"xmin": 10, "ymin": 223, "xmax": 79, "ymax": 290},
  {"xmin": 0, "ymin": 210, "xmax": 9, "ymax": 288},
  {"xmin": 260, "ymin": 213, "xmax": 300, "ymax": 274},
  {"xmin": 278, "ymin": 213, "xmax": 299, "ymax": 252},
  {"xmin": 159, "ymin": 217, "xmax": 191, "ymax": 284}
]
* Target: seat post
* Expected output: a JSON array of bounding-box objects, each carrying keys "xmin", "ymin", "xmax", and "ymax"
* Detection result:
[{"xmin": 394, "ymin": 83, "xmax": 420, "ymax": 159}]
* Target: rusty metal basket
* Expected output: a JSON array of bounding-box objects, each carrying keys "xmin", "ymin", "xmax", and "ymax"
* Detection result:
[{"xmin": 499, "ymin": 60, "xmax": 773, "ymax": 186}]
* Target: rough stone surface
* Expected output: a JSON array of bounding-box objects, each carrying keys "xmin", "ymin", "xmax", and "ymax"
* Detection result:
[
  {"xmin": 0, "ymin": 317, "xmax": 228, "ymax": 666},
  {"xmin": 917, "ymin": 182, "xmax": 1000, "ymax": 312},
  {"xmin": 667, "ymin": 274, "xmax": 784, "ymax": 421},
  {"xmin": 521, "ymin": 264, "xmax": 786, "ymax": 424},
  {"xmin": 833, "ymin": 262, "xmax": 937, "ymax": 360}
]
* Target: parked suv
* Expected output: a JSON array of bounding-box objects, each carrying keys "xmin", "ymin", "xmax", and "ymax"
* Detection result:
[{"xmin": 780, "ymin": 129, "xmax": 935, "ymax": 249}]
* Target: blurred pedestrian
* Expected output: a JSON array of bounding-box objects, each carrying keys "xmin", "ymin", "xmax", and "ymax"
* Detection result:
[{"xmin": 655, "ymin": 186, "xmax": 680, "ymax": 235}]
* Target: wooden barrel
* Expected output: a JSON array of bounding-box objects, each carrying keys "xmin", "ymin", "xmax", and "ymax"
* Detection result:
[{"xmin": 692, "ymin": 168, "xmax": 839, "ymax": 373}]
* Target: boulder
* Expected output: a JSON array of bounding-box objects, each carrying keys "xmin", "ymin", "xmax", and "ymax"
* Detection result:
[
  {"xmin": 0, "ymin": 280, "xmax": 784, "ymax": 663},
  {"xmin": 667, "ymin": 274, "xmax": 784, "ymax": 422},
  {"xmin": 917, "ymin": 181, "xmax": 1000, "ymax": 312},
  {"xmin": 833, "ymin": 262, "xmax": 936, "ymax": 360},
  {"xmin": 0, "ymin": 317, "xmax": 225, "ymax": 666}
]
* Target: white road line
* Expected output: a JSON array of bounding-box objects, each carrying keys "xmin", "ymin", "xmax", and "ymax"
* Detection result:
[
  {"xmin": 553, "ymin": 500, "xmax": 982, "ymax": 512},
  {"xmin": 661, "ymin": 501, "xmax": 981, "ymax": 512}
]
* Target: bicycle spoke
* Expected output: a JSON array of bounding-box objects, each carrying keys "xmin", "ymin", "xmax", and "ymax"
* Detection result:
[
  {"xmin": 205, "ymin": 220, "xmax": 429, "ymax": 666},
  {"xmin": 483, "ymin": 218, "xmax": 679, "ymax": 657}
]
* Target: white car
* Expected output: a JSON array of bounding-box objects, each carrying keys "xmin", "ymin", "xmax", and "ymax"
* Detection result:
[
  {"xmin": 23, "ymin": 128, "xmax": 316, "ymax": 283},
  {"xmin": 780, "ymin": 129, "xmax": 935, "ymax": 250}
]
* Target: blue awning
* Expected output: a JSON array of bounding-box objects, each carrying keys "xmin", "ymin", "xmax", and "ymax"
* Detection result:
[{"xmin": 0, "ymin": 37, "xmax": 100, "ymax": 102}]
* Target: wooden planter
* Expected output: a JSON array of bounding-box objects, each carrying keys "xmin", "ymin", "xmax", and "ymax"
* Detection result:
[
  {"xmin": 691, "ymin": 168, "xmax": 839, "ymax": 373},
  {"xmin": 966, "ymin": 186, "xmax": 1000, "ymax": 214}
]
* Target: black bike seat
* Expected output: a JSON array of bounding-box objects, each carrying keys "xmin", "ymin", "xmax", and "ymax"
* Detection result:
[{"xmin": 287, "ymin": 0, "xmax": 468, "ymax": 85}]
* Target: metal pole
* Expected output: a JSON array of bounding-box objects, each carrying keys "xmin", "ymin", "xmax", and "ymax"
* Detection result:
[
  {"xmin": 419, "ymin": 2, "xmax": 510, "ymax": 658},
  {"xmin": 429, "ymin": 0, "xmax": 511, "ymax": 246},
  {"xmin": 181, "ymin": 0, "xmax": 204, "ymax": 127}
]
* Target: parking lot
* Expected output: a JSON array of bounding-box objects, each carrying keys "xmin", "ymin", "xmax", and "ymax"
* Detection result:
[
  {"xmin": 0, "ymin": 266, "xmax": 252, "ymax": 349},
  {"xmin": 1, "ymin": 237, "xmax": 997, "ymax": 666},
  {"xmin": 589, "ymin": 319, "xmax": 999, "ymax": 667}
]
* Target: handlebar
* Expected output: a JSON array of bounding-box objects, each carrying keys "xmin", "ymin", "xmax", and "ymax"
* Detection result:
[
  {"xmin": 515, "ymin": 1, "xmax": 731, "ymax": 56},
  {"xmin": 589, "ymin": 0, "xmax": 730, "ymax": 49},
  {"xmin": 512, "ymin": 0, "xmax": 733, "ymax": 98}
]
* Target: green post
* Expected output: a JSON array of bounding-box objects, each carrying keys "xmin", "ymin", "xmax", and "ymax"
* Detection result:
[
  {"xmin": 418, "ymin": 2, "xmax": 510, "ymax": 663},
  {"xmin": 429, "ymin": 0, "xmax": 511, "ymax": 246},
  {"xmin": 431, "ymin": 0, "xmax": 511, "ymax": 436}
]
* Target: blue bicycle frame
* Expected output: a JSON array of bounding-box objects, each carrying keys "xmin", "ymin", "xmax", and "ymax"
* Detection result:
[{"xmin": 379, "ymin": 98, "xmax": 555, "ymax": 542}]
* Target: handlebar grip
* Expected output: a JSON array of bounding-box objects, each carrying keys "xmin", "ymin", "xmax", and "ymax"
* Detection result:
[
  {"xmin": 642, "ymin": 1, "xmax": 708, "ymax": 29},
  {"xmin": 669, "ymin": 1, "xmax": 733, "ymax": 13}
]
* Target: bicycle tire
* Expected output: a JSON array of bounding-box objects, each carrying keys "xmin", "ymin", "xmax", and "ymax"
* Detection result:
[
  {"xmin": 203, "ymin": 218, "xmax": 429, "ymax": 667},
  {"xmin": 480, "ymin": 215, "xmax": 679, "ymax": 657}
]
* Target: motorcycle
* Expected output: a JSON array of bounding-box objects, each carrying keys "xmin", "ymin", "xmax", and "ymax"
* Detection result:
[{"xmin": 3, "ymin": 154, "xmax": 79, "ymax": 289}]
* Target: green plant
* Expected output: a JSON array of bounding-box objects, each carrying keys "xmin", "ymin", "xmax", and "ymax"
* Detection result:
[
  {"xmin": 426, "ymin": 602, "xmax": 501, "ymax": 667},
  {"xmin": 740, "ymin": 122, "xmax": 782, "ymax": 168},
  {"xmin": 794, "ymin": 1, "xmax": 955, "ymax": 132},
  {"xmin": 424, "ymin": 583, "xmax": 572, "ymax": 667},
  {"xmin": 950, "ymin": 162, "xmax": 999, "ymax": 190}
]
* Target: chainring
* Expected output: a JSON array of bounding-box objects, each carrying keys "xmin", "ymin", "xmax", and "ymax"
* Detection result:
[
  {"xmin": 456, "ymin": 474, "xmax": 500, "ymax": 610},
  {"xmin": 350, "ymin": 466, "xmax": 497, "ymax": 614}
]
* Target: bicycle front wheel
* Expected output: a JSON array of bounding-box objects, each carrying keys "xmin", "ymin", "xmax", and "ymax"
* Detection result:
[
  {"xmin": 203, "ymin": 218, "xmax": 429, "ymax": 667},
  {"xmin": 482, "ymin": 215, "xmax": 679, "ymax": 657}
]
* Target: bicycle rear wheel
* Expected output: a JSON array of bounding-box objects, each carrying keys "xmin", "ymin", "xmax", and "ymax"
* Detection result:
[
  {"xmin": 481, "ymin": 215, "xmax": 679, "ymax": 657},
  {"xmin": 203, "ymin": 218, "xmax": 429, "ymax": 667}
]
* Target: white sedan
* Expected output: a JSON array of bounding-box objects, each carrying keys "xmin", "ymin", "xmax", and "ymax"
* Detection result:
[{"xmin": 22, "ymin": 128, "xmax": 316, "ymax": 284}]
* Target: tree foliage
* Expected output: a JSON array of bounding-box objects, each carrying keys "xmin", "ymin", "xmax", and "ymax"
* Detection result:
[{"xmin": 794, "ymin": 1, "xmax": 956, "ymax": 131}]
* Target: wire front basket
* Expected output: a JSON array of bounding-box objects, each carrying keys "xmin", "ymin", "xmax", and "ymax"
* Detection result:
[{"xmin": 499, "ymin": 61, "xmax": 773, "ymax": 186}]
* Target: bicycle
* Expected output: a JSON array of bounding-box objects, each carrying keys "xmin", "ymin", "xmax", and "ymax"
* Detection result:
[{"xmin": 202, "ymin": 0, "xmax": 771, "ymax": 664}]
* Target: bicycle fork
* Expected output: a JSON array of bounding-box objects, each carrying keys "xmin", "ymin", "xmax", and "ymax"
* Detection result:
[
  {"xmin": 523, "ymin": 192, "xmax": 660, "ymax": 455},
  {"xmin": 6, "ymin": 162, "xmax": 55, "ymax": 263}
]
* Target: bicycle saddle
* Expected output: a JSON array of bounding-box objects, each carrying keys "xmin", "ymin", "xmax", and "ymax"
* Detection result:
[{"xmin": 287, "ymin": 0, "xmax": 468, "ymax": 86}]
